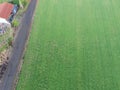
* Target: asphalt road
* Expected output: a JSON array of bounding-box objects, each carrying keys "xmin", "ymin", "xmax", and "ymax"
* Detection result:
[{"xmin": 0, "ymin": 0, "xmax": 37, "ymax": 90}]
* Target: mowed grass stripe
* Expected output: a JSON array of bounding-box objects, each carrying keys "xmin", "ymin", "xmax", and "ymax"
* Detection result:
[{"xmin": 17, "ymin": 0, "xmax": 120, "ymax": 90}]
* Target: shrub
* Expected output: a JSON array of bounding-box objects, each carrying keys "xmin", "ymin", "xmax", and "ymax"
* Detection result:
[
  {"xmin": 12, "ymin": 20, "xmax": 19, "ymax": 28},
  {"xmin": 8, "ymin": 37, "xmax": 13, "ymax": 46},
  {"xmin": 21, "ymin": 0, "xmax": 28, "ymax": 7}
]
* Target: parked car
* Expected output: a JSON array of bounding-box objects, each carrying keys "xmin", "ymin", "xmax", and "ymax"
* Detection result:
[
  {"xmin": 8, "ymin": 14, "xmax": 14, "ymax": 22},
  {"xmin": 12, "ymin": 4, "xmax": 19, "ymax": 15}
]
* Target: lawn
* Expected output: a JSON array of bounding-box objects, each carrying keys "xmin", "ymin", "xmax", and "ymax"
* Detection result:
[{"xmin": 16, "ymin": 0, "xmax": 120, "ymax": 90}]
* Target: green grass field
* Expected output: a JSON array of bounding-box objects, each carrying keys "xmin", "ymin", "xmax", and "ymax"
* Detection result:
[{"xmin": 16, "ymin": 0, "xmax": 120, "ymax": 90}]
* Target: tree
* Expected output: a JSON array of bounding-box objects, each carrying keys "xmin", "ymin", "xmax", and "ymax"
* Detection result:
[{"xmin": 12, "ymin": 0, "xmax": 19, "ymax": 5}]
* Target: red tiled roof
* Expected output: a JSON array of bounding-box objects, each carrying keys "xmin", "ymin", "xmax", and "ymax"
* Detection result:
[{"xmin": 0, "ymin": 2, "xmax": 14, "ymax": 20}]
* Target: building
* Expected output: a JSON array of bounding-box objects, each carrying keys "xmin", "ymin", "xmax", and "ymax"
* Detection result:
[
  {"xmin": 0, "ymin": 2, "xmax": 14, "ymax": 21},
  {"xmin": 0, "ymin": 2, "xmax": 14, "ymax": 42},
  {"xmin": 0, "ymin": 17, "xmax": 11, "ymax": 35}
]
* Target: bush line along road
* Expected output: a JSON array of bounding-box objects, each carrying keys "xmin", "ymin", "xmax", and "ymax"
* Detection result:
[
  {"xmin": 16, "ymin": 0, "xmax": 120, "ymax": 90},
  {"xmin": 0, "ymin": 0, "xmax": 37, "ymax": 90}
]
